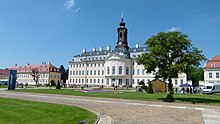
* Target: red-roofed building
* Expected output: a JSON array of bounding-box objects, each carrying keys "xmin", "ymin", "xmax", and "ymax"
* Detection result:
[
  {"xmin": 10, "ymin": 62, "xmax": 61, "ymax": 85},
  {"xmin": 0, "ymin": 69, "xmax": 10, "ymax": 85},
  {"xmin": 204, "ymin": 55, "xmax": 220, "ymax": 85}
]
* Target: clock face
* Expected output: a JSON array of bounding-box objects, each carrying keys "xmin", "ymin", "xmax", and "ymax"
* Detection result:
[{"xmin": 119, "ymin": 42, "xmax": 123, "ymax": 45}]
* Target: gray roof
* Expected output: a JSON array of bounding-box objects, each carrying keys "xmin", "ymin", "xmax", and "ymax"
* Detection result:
[{"xmin": 73, "ymin": 46, "xmax": 149, "ymax": 58}]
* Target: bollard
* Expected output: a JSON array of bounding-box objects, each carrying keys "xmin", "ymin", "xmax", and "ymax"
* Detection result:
[{"xmin": 78, "ymin": 120, "xmax": 86, "ymax": 124}]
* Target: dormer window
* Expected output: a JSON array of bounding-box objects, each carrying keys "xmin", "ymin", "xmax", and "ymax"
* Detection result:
[{"xmin": 211, "ymin": 63, "xmax": 216, "ymax": 67}]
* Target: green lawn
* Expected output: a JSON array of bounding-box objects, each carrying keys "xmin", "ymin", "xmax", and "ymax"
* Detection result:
[
  {"xmin": 13, "ymin": 88, "xmax": 220, "ymax": 105},
  {"xmin": 0, "ymin": 85, "xmax": 8, "ymax": 88},
  {"xmin": 0, "ymin": 97, "xmax": 97, "ymax": 124}
]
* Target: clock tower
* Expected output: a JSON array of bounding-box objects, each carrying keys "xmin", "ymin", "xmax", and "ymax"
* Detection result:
[{"xmin": 116, "ymin": 17, "xmax": 129, "ymax": 49}]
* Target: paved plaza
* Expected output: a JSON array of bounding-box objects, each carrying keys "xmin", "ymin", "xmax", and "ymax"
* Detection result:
[{"xmin": 0, "ymin": 89, "xmax": 220, "ymax": 124}]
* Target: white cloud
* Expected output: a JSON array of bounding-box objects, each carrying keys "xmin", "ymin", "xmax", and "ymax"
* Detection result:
[
  {"xmin": 64, "ymin": 0, "xmax": 76, "ymax": 10},
  {"xmin": 75, "ymin": 7, "xmax": 81, "ymax": 13},
  {"xmin": 168, "ymin": 27, "xmax": 180, "ymax": 32}
]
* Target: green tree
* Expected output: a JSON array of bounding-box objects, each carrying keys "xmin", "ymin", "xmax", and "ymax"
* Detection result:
[
  {"xmin": 59, "ymin": 65, "xmax": 66, "ymax": 83},
  {"xmin": 56, "ymin": 80, "xmax": 61, "ymax": 89},
  {"xmin": 50, "ymin": 80, "xmax": 56, "ymax": 86},
  {"xmin": 137, "ymin": 32, "xmax": 206, "ymax": 100},
  {"xmin": 188, "ymin": 66, "xmax": 204, "ymax": 87}
]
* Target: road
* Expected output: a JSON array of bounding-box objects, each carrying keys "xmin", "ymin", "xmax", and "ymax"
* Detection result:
[{"xmin": 0, "ymin": 89, "xmax": 220, "ymax": 124}]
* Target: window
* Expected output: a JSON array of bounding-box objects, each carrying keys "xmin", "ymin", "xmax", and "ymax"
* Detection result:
[
  {"xmin": 90, "ymin": 79, "xmax": 92, "ymax": 83},
  {"xmin": 132, "ymin": 79, "xmax": 135, "ymax": 84},
  {"xmin": 94, "ymin": 70, "xmax": 96, "ymax": 75},
  {"xmin": 87, "ymin": 71, "xmax": 89, "ymax": 75},
  {"xmin": 70, "ymin": 79, "xmax": 72, "ymax": 83},
  {"xmin": 132, "ymin": 69, "xmax": 135, "ymax": 75},
  {"xmin": 107, "ymin": 67, "xmax": 110, "ymax": 74},
  {"xmin": 82, "ymin": 71, "xmax": 84, "ymax": 75},
  {"xmin": 98, "ymin": 70, "xmax": 100, "ymax": 75},
  {"xmin": 209, "ymin": 73, "xmax": 212, "ymax": 78},
  {"xmin": 76, "ymin": 71, "xmax": 78, "ymax": 75},
  {"xmin": 102, "ymin": 70, "xmax": 104, "ymax": 75},
  {"xmin": 119, "ymin": 66, "xmax": 122, "ymax": 74},
  {"xmin": 112, "ymin": 66, "xmax": 115, "ymax": 75},
  {"xmin": 175, "ymin": 80, "xmax": 178, "ymax": 85},
  {"xmin": 70, "ymin": 71, "xmax": 72, "ymax": 75},
  {"xmin": 79, "ymin": 71, "xmax": 81, "ymax": 75},
  {"xmin": 126, "ymin": 67, "xmax": 129, "ymax": 75},
  {"xmin": 90, "ymin": 70, "xmax": 92, "ymax": 75},
  {"xmin": 119, "ymin": 79, "xmax": 122, "ymax": 85},
  {"xmin": 73, "ymin": 71, "xmax": 75, "ymax": 75},
  {"xmin": 82, "ymin": 79, "xmax": 84, "ymax": 83},
  {"xmin": 142, "ymin": 70, "xmax": 145, "ymax": 75},
  {"xmin": 137, "ymin": 69, "xmax": 140, "ymax": 75},
  {"xmin": 180, "ymin": 79, "xmax": 183, "ymax": 85},
  {"xmin": 137, "ymin": 79, "xmax": 140, "ymax": 84},
  {"xmin": 94, "ymin": 79, "xmax": 96, "ymax": 83},
  {"xmin": 126, "ymin": 79, "xmax": 129, "ymax": 86},
  {"xmin": 211, "ymin": 63, "xmax": 216, "ymax": 67},
  {"xmin": 79, "ymin": 79, "xmax": 81, "ymax": 83},
  {"xmin": 102, "ymin": 79, "xmax": 104, "ymax": 83},
  {"xmin": 216, "ymin": 73, "xmax": 219, "ymax": 78},
  {"xmin": 98, "ymin": 79, "xmax": 100, "ymax": 83}
]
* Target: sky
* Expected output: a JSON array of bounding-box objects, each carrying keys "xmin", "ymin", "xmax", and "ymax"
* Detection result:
[{"xmin": 0, "ymin": 0, "xmax": 220, "ymax": 69}]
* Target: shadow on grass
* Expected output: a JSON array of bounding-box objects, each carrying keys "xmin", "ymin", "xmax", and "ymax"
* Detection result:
[{"xmin": 158, "ymin": 97, "xmax": 220, "ymax": 104}]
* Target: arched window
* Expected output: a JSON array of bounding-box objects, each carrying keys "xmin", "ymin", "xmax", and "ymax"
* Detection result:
[
  {"xmin": 126, "ymin": 67, "xmax": 129, "ymax": 75},
  {"xmin": 180, "ymin": 79, "xmax": 183, "ymax": 85},
  {"xmin": 112, "ymin": 66, "xmax": 115, "ymax": 75},
  {"xmin": 107, "ymin": 67, "xmax": 110, "ymax": 74},
  {"xmin": 119, "ymin": 66, "xmax": 122, "ymax": 74}
]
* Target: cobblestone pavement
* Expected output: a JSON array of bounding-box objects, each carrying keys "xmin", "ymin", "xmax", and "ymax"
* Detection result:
[{"xmin": 1, "ymin": 90, "xmax": 220, "ymax": 124}]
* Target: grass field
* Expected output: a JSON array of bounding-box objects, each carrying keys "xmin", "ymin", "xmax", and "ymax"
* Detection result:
[
  {"xmin": 0, "ymin": 97, "xmax": 97, "ymax": 124},
  {"xmin": 14, "ymin": 88, "xmax": 220, "ymax": 105}
]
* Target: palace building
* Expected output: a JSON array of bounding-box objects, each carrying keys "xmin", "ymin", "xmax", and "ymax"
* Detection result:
[
  {"xmin": 68, "ymin": 18, "xmax": 187, "ymax": 87},
  {"xmin": 10, "ymin": 62, "xmax": 61, "ymax": 86}
]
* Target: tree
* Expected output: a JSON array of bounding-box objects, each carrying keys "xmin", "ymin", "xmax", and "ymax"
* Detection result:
[
  {"xmin": 139, "ymin": 80, "xmax": 147, "ymax": 92},
  {"xmin": 50, "ymin": 80, "xmax": 56, "ymax": 86},
  {"xmin": 188, "ymin": 66, "xmax": 204, "ymax": 87},
  {"xmin": 31, "ymin": 68, "xmax": 40, "ymax": 87},
  {"xmin": 137, "ymin": 32, "xmax": 206, "ymax": 100},
  {"xmin": 56, "ymin": 80, "xmax": 61, "ymax": 89},
  {"xmin": 59, "ymin": 65, "xmax": 67, "ymax": 83}
]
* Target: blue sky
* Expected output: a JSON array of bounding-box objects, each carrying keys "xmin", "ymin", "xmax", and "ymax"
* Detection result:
[{"xmin": 0, "ymin": 0, "xmax": 219, "ymax": 69}]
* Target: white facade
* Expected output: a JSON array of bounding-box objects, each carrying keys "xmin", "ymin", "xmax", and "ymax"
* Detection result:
[
  {"xmin": 68, "ymin": 18, "xmax": 187, "ymax": 88},
  {"xmin": 11, "ymin": 63, "xmax": 61, "ymax": 85},
  {"xmin": 204, "ymin": 55, "xmax": 220, "ymax": 86}
]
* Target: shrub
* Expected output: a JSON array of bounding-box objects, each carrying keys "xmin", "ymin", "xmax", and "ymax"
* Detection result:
[
  {"xmin": 50, "ymin": 80, "xmax": 56, "ymax": 86},
  {"xmin": 147, "ymin": 82, "xmax": 154, "ymax": 94},
  {"xmin": 56, "ymin": 81, "xmax": 61, "ymax": 89}
]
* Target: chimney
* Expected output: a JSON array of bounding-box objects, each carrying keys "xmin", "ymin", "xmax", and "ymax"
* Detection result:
[
  {"xmin": 99, "ymin": 47, "xmax": 103, "ymax": 51},
  {"xmin": 82, "ymin": 48, "xmax": 86, "ymax": 53},
  {"xmin": 92, "ymin": 47, "xmax": 96, "ymax": 52},
  {"xmin": 107, "ymin": 46, "xmax": 111, "ymax": 51},
  {"xmin": 15, "ymin": 64, "xmax": 17, "ymax": 66},
  {"xmin": 136, "ymin": 42, "xmax": 139, "ymax": 48},
  {"xmin": 28, "ymin": 63, "xmax": 30, "ymax": 66}
]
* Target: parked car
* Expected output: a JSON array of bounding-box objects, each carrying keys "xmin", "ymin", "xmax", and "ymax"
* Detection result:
[{"xmin": 202, "ymin": 83, "xmax": 220, "ymax": 94}]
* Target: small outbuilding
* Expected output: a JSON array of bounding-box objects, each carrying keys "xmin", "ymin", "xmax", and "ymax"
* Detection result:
[{"xmin": 151, "ymin": 79, "xmax": 166, "ymax": 92}]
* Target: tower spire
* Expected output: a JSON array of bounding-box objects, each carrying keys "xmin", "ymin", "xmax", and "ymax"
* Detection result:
[{"xmin": 121, "ymin": 13, "xmax": 124, "ymax": 22}]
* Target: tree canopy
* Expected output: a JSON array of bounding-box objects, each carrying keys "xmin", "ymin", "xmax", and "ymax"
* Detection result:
[
  {"xmin": 188, "ymin": 66, "xmax": 204, "ymax": 87},
  {"xmin": 137, "ymin": 31, "xmax": 206, "ymax": 94}
]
